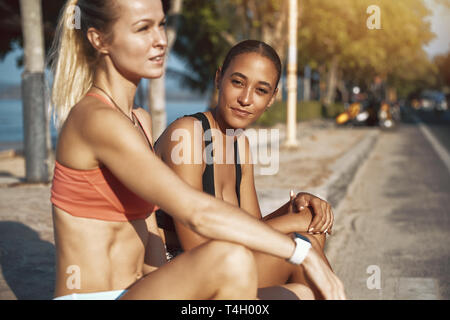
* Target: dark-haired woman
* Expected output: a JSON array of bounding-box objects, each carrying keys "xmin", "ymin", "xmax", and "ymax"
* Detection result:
[
  {"xmin": 50, "ymin": 0, "xmax": 345, "ymax": 300},
  {"xmin": 155, "ymin": 40, "xmax": 339, "ymax": 300}
]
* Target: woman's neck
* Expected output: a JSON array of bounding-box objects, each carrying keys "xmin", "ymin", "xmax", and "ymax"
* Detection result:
[
  {"xmin": 210, "ymin": 108, "xmax": 227, "ymax": 133},
  {"xmin": 210, "ymin": 107, "xmax": 242, "ymax": 140},
  {"xmin": 92, "ymin": 61, "xmax": 139, "ymax": 116}
]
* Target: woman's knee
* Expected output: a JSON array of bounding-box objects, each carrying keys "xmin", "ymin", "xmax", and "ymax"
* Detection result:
[{"xmin": 205, "ymin": 240, "xmax": 257, "ymax": 283}]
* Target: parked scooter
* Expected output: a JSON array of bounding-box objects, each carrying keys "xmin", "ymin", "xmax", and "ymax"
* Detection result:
[
  {"xmin": 335, "ymin": 101, "xmax": 370, "ymax": 125},
  {"xmin": 336, "ymin": 87, "xmax": 370, "ymax": 126},
  {"xmin": 377, "ymin": 102, "xmax": 396, "ymax": 129}
]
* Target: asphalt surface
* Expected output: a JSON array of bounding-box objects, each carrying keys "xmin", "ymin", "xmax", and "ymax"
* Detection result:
[
  {"xmin": 326, "ymin": 108, "xmax": 450, "ymax": 299},
  {"xmin": 414, "ymin": 108, "xmax": 450, "ymax": 154}
]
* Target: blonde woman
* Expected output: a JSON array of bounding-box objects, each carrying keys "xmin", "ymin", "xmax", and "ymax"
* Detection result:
[{"xmin": 49, "ymin": 0, "xmax": 346, "ymax": 300}]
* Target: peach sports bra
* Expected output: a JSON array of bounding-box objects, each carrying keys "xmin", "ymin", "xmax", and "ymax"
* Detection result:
[{"xmin": 50, "ymin": 92, "xmax": 158, "ymax": 222}]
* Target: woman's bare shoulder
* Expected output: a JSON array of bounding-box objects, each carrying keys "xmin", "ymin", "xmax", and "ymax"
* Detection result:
[
  {"xmin": 156, "ymin": 115, "xmax": 200, "ymax": 144},
  {"xmin": 56, "ymin": 96, "xmax": 134, "ymax": 168},
  {"xmin": 168, "ymin": 114, "xmax": 200, "ymax": 131},
  {"xmin": 155, "ymin": 115, "xmax": 204, "ymax": 160},
  {"xmin": 67, "ymin": 95, "xmax": 116, "ymax": 125},
  {"xmin": 66, "ymin": 96, "xmax": 140, "ymax": 146}
]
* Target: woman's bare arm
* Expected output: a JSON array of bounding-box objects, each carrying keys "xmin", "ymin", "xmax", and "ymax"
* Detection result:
[
  {"xmin": 143, "ymin": 212, "xmax": 167, "ymax": 273},
  {"xmin": 238, "ymin": 137, "xmax": 314, "ymax": 235},
  {"xmin": 155, "ymin": 117, "xmax": 210, "ymax": 251},
  {"xmin": 236, "ymin": 138, "xmax": 328, "ymax": 250},
  {"xmin": 80, "ymin": 108, "xmax": 296, "ymax": 260},
  {"xmin": 156, "ymin": 124, "xmax": 315, "ymax": 248}
]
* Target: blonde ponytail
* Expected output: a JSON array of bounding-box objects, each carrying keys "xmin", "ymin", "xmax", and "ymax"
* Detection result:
[
  {"xmin": 49, "ymin": 0, "xmax": 118, "ymax": 128},
  {"xmin": 49, "ymin": 0, "xmax": 91, "ymax": 128}
]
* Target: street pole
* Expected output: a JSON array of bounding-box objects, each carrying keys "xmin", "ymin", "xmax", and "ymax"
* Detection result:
[
  {"xmin": 149, "ymin": 0, "xmax": 183, "ymax": 141},
  {"xmin": 284, "ymin": 0, "xmax": 299, "ymax": 148},
  {"xmin": 20, "ymin": 0, "xmax": 48, "ymax": 183}
]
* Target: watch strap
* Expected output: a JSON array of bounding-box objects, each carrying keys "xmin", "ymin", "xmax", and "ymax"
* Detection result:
[{"xmin": 287, "ymin": 233, "xmax": 312, "ymax": 265}]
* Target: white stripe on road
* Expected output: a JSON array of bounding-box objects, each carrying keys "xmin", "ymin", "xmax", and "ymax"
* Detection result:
[{"xmin": 413, "ymin": 115, "xmax": 450, "ymax": 175}]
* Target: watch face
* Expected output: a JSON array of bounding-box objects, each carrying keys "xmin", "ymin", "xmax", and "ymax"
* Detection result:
[{"xmin": 294, "ymin": 232, "xmax": 311, "ymax": 244}]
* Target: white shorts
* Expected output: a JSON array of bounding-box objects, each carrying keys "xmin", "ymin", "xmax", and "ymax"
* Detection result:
[{"xmin": 53, "ymin": 290, "xmax": 127, "ymax": 300}]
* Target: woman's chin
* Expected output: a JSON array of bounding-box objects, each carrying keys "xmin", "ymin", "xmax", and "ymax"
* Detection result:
[
  {"xmin": 141, "ymin": 68, "xmax": 165, "ymax": 80},
  {"xmin": 223, "ymin": 116, "xmax": 252, "ymax": 130}
]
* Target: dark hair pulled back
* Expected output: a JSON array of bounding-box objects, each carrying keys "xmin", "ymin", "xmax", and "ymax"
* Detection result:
[{"xmin": 220, "ymin": 40, "xmax": 282, "ymax": 88}]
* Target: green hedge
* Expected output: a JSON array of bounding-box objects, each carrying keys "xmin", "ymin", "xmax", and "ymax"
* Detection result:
[{"xmin": 255, "ymin": 100, "xmax": 346, "ymax": 127}]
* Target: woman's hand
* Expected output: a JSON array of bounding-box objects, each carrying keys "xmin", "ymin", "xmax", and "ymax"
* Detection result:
[{"xmin": 292, "ymin": 193, "xmax": 334, "ymax": 235}]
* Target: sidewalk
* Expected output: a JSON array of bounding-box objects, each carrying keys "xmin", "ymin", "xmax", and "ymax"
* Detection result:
[
  {"xmin": 253, "ymin": 120, "xmax": 378, "ymax": 217},
  {"xmin": 0, "ymin": 119, "xmax": 378, "ymax": 299}
]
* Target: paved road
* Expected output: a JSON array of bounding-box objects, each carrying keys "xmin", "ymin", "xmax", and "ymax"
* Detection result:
[
  {"xmin": 414, "ymin": 109, "xmax": 450, "ymax": 154},
  {"xmin": 326, "ymin": 110, "xmax": 450, "ymax": 299}
]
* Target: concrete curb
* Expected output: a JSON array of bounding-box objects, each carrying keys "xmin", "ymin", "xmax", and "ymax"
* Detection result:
[
  {"xmin": 312, "ymin": 129, "xmax": 379, "ymax": 214},
  {"xmin": 257, "ymin": 128, "xmax": 379, "ymax": 216}
]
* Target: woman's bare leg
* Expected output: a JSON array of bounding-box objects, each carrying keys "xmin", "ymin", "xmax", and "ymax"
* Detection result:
[
  {"xmin": 140, "ymin": 209, "xmax": 332, "ymax": 300},
  {"xmin": 253, "ymin": 232, "xmax": 332, "ymax": 300},
  {"xmin": 120, "ymin": 240, "xmax": 258, "ymax": 300},
  {"xmin": 258, "ymin": 283, "xmax": 314, "ymax": 300}
]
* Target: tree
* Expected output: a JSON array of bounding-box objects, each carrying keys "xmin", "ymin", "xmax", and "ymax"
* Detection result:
[
  {"xmin": 223, "ymin": 0, "xmax": 289, "ymax": 100},
  {"xmin": 173, "ymin": 0, "xmax": 437, "ymax": 106},
  {"xmin": 433, "ymin": 52, "xmax": 450, "ymax": 89},
  {"xmin": 0, "ymin": 0, "xmax": 66, "ymax": 65},
  {"xmin": 172, "ymin": 0, "xmax": 290, "ymax": 107},
  {"xmin": 170, "ymin": 0, "xmax": 238, "ymax": 107},
  {"xmin": 297, "ymin": 0, "xmax": 436, "ymax": 102},
  {"xmin": 19, "ymin": 0, "xmax": 48, "ymax": 182},
  {"xmin": 0, "ymin": 0, "xmax": 179, "ymax": 143},
  {"xmin": 1, "ymin": 0, "xmax": 66, "ymax": 182}
]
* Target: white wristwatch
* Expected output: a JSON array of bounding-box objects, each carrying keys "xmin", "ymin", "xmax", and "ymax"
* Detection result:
[{"xmin": 287, "ymin": 232, "xmax": 312, "ymax": 265}]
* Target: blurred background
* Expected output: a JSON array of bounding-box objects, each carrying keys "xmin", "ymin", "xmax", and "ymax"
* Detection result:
[{"xmin": 0, "ymin": 0, "xmax": 449, "ymax": 300}]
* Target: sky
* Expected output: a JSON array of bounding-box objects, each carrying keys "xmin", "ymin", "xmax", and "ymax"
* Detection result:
[
  {"xmin": 423, "ymin": 0, "xmax": 450, "ymax": 57},
  {"xmin": 0, "ymin": 1, "xmax": 448, "ymax": 86}
]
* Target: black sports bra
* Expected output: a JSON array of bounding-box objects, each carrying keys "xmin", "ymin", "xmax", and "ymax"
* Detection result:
[
  {"xmin": 192, "ymin": 112, "xmax": 242, "ymax": 205},
  {"xmin": 156, "ymin": 112, "xmax": 242, "ymax": 232}
]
